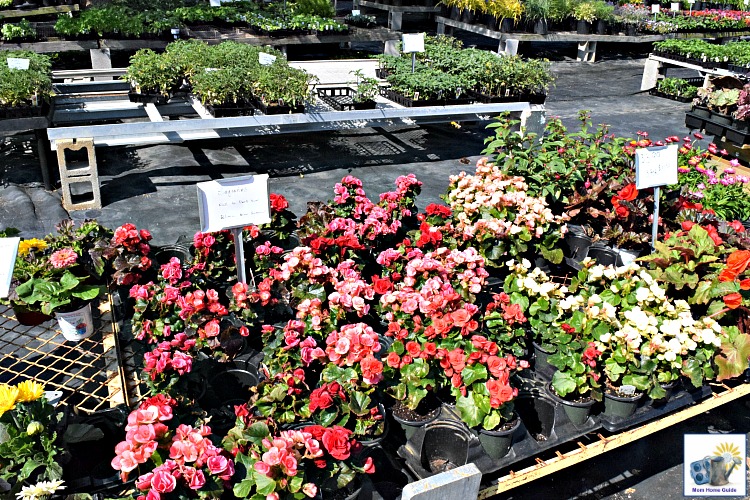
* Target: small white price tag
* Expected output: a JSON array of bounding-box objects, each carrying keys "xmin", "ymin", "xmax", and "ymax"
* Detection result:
[
  {"xmin": 402, "ymin": 32, "xmax": 425, "ymax": 53},
  {"xmin": 0, "ymin": 238, "xmax": 19, "ymax": 299},
  {"xmin": 635, "ymin": 145, "xmax": 678, "ymax": 189},
  {"xmin": 671, "ymin": 2, "xmax": 680, "ymax": 11},
  {"xmin": 352, "ymin": 9, "xmax": 360, "ymax": 15},
  {"xmin": 7, "ymin": 58, "xmax": 29, "ymax": 70},
  {"xmin": 197, "ymin": 174, "xmax": 271, "ymax": 233},
  {"xmin": 259, "ymin": 52, "xmax": 277, "ymax": 66},
  {"xmin": 651, "ymin": 4, "xmax": 661, "ymax": 13},
  {"xmin": 204, "ymin": 67, "xmax": 218, "ymax": 72}
]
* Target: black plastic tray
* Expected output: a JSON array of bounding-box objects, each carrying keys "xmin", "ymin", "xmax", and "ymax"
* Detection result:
[{"xmin": 317, "ymin": 87, "xmax": 377, "ymax": 111}]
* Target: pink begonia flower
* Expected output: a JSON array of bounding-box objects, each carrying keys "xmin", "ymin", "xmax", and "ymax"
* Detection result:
[
  {"xmin": 150, "ymin": 468, "xmax": 177, "ymax": 493},
  {"xmin": 302, "ymin": 483, "xmax": 318, "ymax": 498},
  {"xmin": 50, "ymin": 248, "xmax": 78, "ymax": 268}
]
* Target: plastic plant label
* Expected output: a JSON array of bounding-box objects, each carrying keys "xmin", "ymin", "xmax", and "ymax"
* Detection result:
[
  {"xmin": 651, "ymin": 4, "xmax": 660, "ymax": 13},
  {"xmin": 671, "ymin": 2, "xmax": 680, "ymax": 10},
  {"xmin": 0, "ymin": 237, "xmax": 19, "ymax": 299},
  {"xmin": 259, "ymin": 52, "xmax": 277, "ymax": 66},
  {"xmin": 745, "ymin": 0, "xmax": 748, "ymax": 6},
  {"xmin": 197, "ymin": 174, "xmax": 271, "ymax": 232},
  {"xmin": 688, "ymin": 0, "xmax": 695, "ymax": 3},
  {"xmin": 7, "ymin": 58, "xmax": 29, "ymax": 70},
  {"xmin": 635, "ymin": 144, "xmax": 678, "ymax": 189},
  {"xmin": 413, "ymin": 91, "xmax": 420, "ymax": 100},
  {"xmin": 352, "ymin": 9, "xmax": 360, "ymax": 15},
  {"xmin": 204, "ymin": 67, "xmax": 218, "ymax": 72},
  {"xmin": 619, "ymin": 385, "xmax": 636, "ymax": 396},
  {"xmin": 402, "ymin": 32, "xmax": 425, "ymax": 53}
]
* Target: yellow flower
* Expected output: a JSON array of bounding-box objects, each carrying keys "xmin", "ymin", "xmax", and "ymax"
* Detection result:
[
  {"xmin": 0, "ymin": 384, "xmax": 19, "ymax": 416},
  {"xmin": 16, "ymin": 380, "xmax": 44, "ymax": 403},
  {"xmin": 17, "ymin": 239, "xmax": 47, "ymax": 257}
]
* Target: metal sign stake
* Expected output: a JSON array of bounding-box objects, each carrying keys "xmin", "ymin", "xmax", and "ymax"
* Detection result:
[
  {"xmin": 652, "ymin": 186, "xmax": 660, "ymax": 250},
  {"xmin": 232, "ymin": 226, "xmax": 247, "ymax": 285}
]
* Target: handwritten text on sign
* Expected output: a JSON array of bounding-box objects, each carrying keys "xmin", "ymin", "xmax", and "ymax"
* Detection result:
[
  {"xmin": 0, "ymin": 238, "xmax": 20, "ymax": 299},
  {"xmin": 635, "ymin": 144, "xmax": 678, "ymax": 190},
  {"xmin": 197, "ymin": 175, "xmax": 271, "ymax": 232},
  {"xmin": 7, "ymin": 58, "xmax": 29, "ymax": 70}
]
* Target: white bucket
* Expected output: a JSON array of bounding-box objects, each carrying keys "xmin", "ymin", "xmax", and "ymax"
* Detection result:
[{"xmin": 55, "ymin": 302, "xmax": 94, "ymax": 342}]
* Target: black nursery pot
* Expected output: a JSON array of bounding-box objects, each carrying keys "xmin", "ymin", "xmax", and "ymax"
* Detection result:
[{"xmin": 587, "ymin": 245, "xmax": 618, "ymax": 266}]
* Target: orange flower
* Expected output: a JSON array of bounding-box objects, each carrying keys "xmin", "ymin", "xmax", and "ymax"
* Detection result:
[
  {"xmin": 617, "ymin": 184, "xmax": 638, "ymax": 202},
  {"xmin": 724, "ymin": 292, "xmax": 743, "ymax": 309},
  {"xmin": 719, "ymin": 268, "xmax": 739, "ymax": 283},
  {"xmin": 726, "ymin": 250, "xmax": 750, "ymax": 276},
  {"xmin": 741, "ymin": 279, "xmax": 750, "ymax": 291}
]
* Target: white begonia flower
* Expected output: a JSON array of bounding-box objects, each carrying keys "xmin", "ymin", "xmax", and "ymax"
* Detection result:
[
  {"xmin": 599, "ymin": 332, "xmax": 612, "ymax": 343},
  {"xmin": 588, "ymin": 294, "xmax": 602, "ymax": 305},
  {"xmin": 635, "ymin": 287, "xmax": 651, "ymax": 303},
  {"xmin": 664, "ymin": 350, "xmax": 677, "ymax": 362},
  {"xmin": 16, "ymin": 481, "xmax": 65, "ymax": 500},
  {"xmin": 660, "ymin": 319, "xmax": 681, "ymax": 337},
  {"xmin": 603, "ymin": 267, "xmax": 617, "ymax": 280},
  {"xmin": 589, "ymin": 266, "xmax": 604, "ymax": 279},
  {"xmin": 639, "ymin": 271, "xmax": 654, "ymax": 285},
  {"xmin": 601, "ymin": 301, "xmax": 617, "ymax": 319},
  {"xmin": 674, "ymin": 300, "xmax": 690, "ymax": 312},
  {"xmin": 521, "ymin": 258, "xmax": 531, "ymax": 269},
  {"xmin": 523, "ymin": 277, "xmax": 541, "ymax": 294},
  {"xmin": 539, "ymin": 282, "xmax": 556, "ymax": 297},
  {"xmin": 588, "ymin": 305, "xmax": 601, "ymax": 318}
]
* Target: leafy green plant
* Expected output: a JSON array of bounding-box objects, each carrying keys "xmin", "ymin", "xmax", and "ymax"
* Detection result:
[
  {"xmin": 123, "ymin": 48, "xmax": 181, "ymax": 97},
  {"xmin": 0, "ymin": 50, "xmax": 52, "ymax": 108},
  {"xmin": 1, "ymin": 20, "xmax": 36, "ymax": 41},
  {"xmin": 656, "ymin": 77, "xmax": 699, "ymax": 98},
  {"xmin": 291, "ymin": 0, "xmax": 335, "ymax": 18},
  {"xmin": 350, "ymin": 69, "xmax": 379, "ymax": 103},
  {"xmin": 15, "ymin": 270, "xmax": 104, "ymax": 316},
  {"xmin": 573, "ymin": 2, "xmax": 597, "ymax": 22}
]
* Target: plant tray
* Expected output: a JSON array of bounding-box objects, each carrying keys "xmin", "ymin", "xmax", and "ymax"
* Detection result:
[
  {"xmin": 252, "ymin": 99, "xmax": 305, "ymax": 115},
  {"xmin": 205, "ymin": 99, "xmax": 256, "ymax": 118},
  {"xmin": 648, "ymin": 89, "xmax": 694, "ymax": 103},
  {"xmin": 469, "ymin": 89, "xmax": 546, "ymax": 104},
  {"xmin": 398, "ymin": 376, "xmax": 601, "ymax": 478},
  {"xmin": 0, "ymin": 101, "xmax": 47, "ymax": 119},
  {"xmin": 599, "ymin": 384, "xmax": 713, "ymax": 432},
  {"xmin": 317, "ymin": 87, "xmax": 377, "ymax": 111},
  {"xmin": 381, "ymin": 88, "xmax": 473, "ymax": 107},
  {"xmin": 128, "ymin": 91, "xmax": 169, "ymax": 105}
]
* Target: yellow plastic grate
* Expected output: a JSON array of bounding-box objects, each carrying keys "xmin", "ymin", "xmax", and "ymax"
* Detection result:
[{"xmin": 0, "ymin": 298, "xmax": 138, "ymax": 414}]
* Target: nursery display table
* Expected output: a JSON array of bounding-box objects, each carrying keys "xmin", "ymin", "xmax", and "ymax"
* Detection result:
[
  {"xmin": 0, "ymin": 3, "xmax": 77, "ymax": 20},
  {"xmin": 640, "ymin": 53, "xmax": 739, "ymax": 91},
  {"xmin": 477, "ymin": 382, "xmax": 750, "ymax": 497},
  {"xmin": 44, "ymin": 64, "xmax": 545, "ymax": 211},
  {"xmin": 0, "ymin": 295, "xmax": 138, "ymax": 414},
  {"xmin": 353, "ymin": 0, "xmax": 442, "ymax": 31}
]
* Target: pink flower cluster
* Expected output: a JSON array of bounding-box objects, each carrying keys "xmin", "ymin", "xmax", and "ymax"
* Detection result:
[
  {"xmin": 177, "ymin": 288, "xmax": 228, "ymax": 321},
  {"xmin": 49, "ymin": 247, "xmax": 77, "ymax": 269},
  {"xmin": 271, "ymin": 246, "xmax": 332, "ymax": 283},
  {"xmin": 324, "ymin": 323, "xmax": 383, "ymax": 385},
  {"xmin": 112, "ymin": 223, "xmax": 153, "ymax": 255},
  {"xmin": 252, "ymin": 428, "xmax": 324, "ymax": 498},
  {"xmin": 135, "ymin": 424, "xmax": 234, "ymax": 500},
  {"xmin": 328, "ymin": 261, "xmax": 375, "ymax": 318},
  {"xmin": 143, "ymin": 333, "xmax": 195, "ymax": 381},
  {"xmin": 112, "ymin": 394, "xmax": 176, "ymax": 480},
  {"xmin": 446, "ymin": 158, "xmax": 559, "ymax": 241}
]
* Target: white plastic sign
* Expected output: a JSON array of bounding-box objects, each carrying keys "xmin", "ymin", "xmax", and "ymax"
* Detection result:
[
  {"xmin": 259, "ymin": 52, "xmax": 277, "ymax": 66},
  {"xmin": 402, "ymin": 33, "xmax": 425, "ymax": 53},
  {"xmin": 0, "ymin": 238, "xmax": 19, "ymax": 299},
  {"xmin": 635, "ymin": 144, "xmax": 678, "ymax": 190},
  {"xmin": 651, "ymin": 4, "xmax": 661, "ymax": 13},
  {"xmin": 352, "ymin": 9, "xmax": 360, "ymax": 15},
  {"xmin": 688, "ymin": 0, "xmax": 695, "ymax": 3},
  {"xmin": 671, "ymin": 2, "xmax": 680, "ymax": 10},
  {"xmin": 745, "ymin": 0, "xmax": 749, "ymax": 6},
  {"xmin": 7, "ymin": 58, "xmax": 29, "ymax": 70},
  {"xmin": 197, "ymin": 174, "xmax": 271, "ymax": 233}
]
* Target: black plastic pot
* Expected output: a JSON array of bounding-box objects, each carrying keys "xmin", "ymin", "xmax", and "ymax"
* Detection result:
[
  {"xmin": 533, "ymin": 18, "xmax": 548, "ymax": 35},
  {"xmin": 565, "ymin": 232, "xmax": 593, "ymax": 263},
  {"xmin": 587, "ymin": 245, "xmax": 618, "ymax": 266},
  {"xmin": 532, "ymin": 341, "xmax": 557, "ymax": 381},
  {"xmin": 420, "ymin": 419, "xmax": 472, "ymax": 473},
  {"xmin": 603, "ymin": 390, "xmax": 642, "ymax": 418},
  {"xmin": 546, "ymin": 384, "xmax": 595, "ymax": 426},
  {"xmin": 477, "ymin": 417, "xmax": 521, "ymax": 460},
  {"xmin": 595, "ymin": 19, "xmax": 608, "ymax": 34},
  {"xmin": 153, "ymin": 243, "xmax": 192, "ymax": 267},
  {"xmin": 576, "ymin": 20, "xmax": 591, "ymax": 34}
]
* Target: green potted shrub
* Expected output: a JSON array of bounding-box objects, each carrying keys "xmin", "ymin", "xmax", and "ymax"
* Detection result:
[
  {"xmin": 0, "ymin": 50, "xmax": 52, "ymax": 118},
  {"xmin": 572, "ymin": 1, "xmax": 596, "ymax": 34},
  {"xmin": 592, "ymin": 0, "xmax": 614, "ymax": 34},
  {"xmin": 485, "ymin": 0, "xmax": 524, "ymax": 31},
  {"xmin": 524, "ymin": 0, "xmax": 550, "ymax": 34},
  {"xmin": 123, "ymin": 48, "xmax": 181, "ymax": 104}
]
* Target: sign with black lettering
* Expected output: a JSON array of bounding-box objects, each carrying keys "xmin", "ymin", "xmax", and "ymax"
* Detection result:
[{"xmin": 197, "ymin": 175, "xmax": 271, "ymax": 232}]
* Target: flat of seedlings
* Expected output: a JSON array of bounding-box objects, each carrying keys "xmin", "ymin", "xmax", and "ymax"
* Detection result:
[{"xmin": 0, "ymin": 297, "xmax": 138, "ymax": 414}]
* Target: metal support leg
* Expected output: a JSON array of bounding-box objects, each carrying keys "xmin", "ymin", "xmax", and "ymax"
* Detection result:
[{"xmin": 35, "ymin": 129, "xmax": 52, "ymax": 191}]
